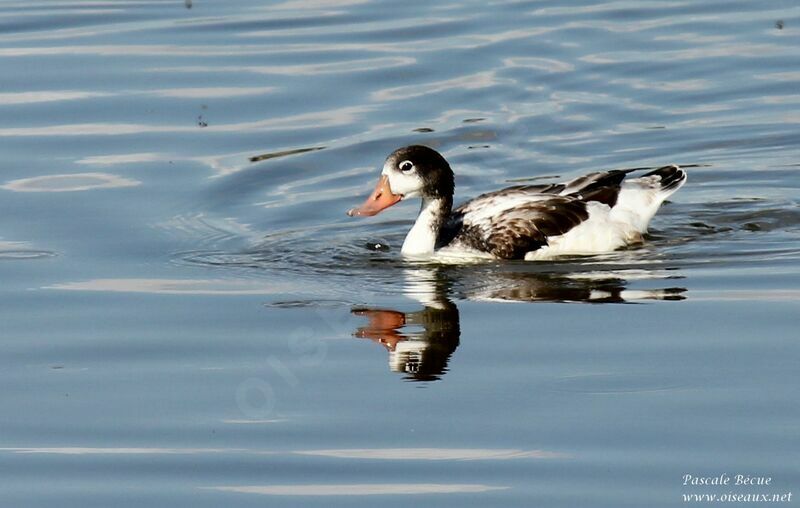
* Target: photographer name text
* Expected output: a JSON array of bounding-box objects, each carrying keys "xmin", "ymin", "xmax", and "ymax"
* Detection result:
[{"xmin": 683, "ymin": 474, "xmax": 773, "ymax": 487}]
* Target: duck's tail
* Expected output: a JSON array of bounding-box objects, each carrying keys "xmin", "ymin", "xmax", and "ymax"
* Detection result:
[
  {"xmin": 609, "ymin": 165, "xmax": 687, "ymax": 233},
  {"xmin": 641, "ymin": 164, "xmax": 687, "ymax": 195}
]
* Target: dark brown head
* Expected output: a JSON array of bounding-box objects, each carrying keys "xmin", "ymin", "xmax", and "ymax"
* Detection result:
[{"xmin": 347, "ymin": 145, "xmax": 455, "ymax": 217}]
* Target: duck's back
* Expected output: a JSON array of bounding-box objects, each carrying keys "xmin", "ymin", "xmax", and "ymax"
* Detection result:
[{"xmin": 437, "ymin": 165, "xmax": 686, "ymax": 260}]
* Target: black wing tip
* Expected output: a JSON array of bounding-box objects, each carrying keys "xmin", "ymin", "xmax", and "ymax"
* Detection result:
[
  {"xmin": 565, "ymin": 170, "xmax": 631, "ymax": 207},
  {"xmin": 644, "ymin": 164, "xmax": 687, "ymax": 192}
]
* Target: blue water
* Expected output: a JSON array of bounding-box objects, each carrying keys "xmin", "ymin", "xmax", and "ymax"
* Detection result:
[{"xmin": 0, "ymin": 1, "xmax": 799, "ymax": 506}]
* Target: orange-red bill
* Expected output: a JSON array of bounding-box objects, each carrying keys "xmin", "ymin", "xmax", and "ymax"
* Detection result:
[{"xmin": 346, "ymin": 175, "xmax": 402, "ymax": 217}]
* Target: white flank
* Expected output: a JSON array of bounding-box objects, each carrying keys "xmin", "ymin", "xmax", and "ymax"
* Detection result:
[{"xmin": 525, "ymin": 202, "xmax": 640, "ymax": 260}]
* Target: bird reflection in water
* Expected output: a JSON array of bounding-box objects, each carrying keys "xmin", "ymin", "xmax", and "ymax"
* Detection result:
[
  {"xmin": 352, "ymin": 303, "xmax": 460, "ymax": 383},
  {"xmin": 352, "ymin": 265, "xmax": 685, "ymax": 382}
]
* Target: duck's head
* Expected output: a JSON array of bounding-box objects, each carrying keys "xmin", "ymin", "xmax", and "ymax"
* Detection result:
[{"xmin": 347, "ymin": 145, "xmax": 454, "ymax": 217}]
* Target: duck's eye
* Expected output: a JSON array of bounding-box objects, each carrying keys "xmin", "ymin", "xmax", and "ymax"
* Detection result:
[{"xmin": 399, "ymin": 160, "xmax": 414, "ymax": 173}]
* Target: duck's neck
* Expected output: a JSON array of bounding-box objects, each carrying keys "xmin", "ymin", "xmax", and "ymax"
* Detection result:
[{"xmin": 401, "ymin": 196, "xmax": 452, "ymax": 257}]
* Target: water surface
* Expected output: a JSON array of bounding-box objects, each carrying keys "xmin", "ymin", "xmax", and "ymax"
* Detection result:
[{"xmin": 0, "ymin": 1, "xmax": 798, "ymax": 506}]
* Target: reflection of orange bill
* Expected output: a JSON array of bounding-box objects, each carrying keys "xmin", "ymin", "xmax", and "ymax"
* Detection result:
[{"xmin": 352, "ymin": 308, "xmax": 407, "ymax": 351}]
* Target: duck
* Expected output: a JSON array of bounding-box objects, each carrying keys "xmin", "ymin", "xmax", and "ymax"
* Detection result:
[{"xmin": 347, "ymin": 145, "xmax": 686, "ymax": 261}]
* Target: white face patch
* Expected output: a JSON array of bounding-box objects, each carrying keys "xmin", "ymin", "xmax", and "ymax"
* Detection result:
[{"xmin": 381, "ymin": 160, "xmax": 423, "ymax": 198}]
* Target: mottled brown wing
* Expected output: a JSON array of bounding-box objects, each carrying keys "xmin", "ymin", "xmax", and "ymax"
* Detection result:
[
  {"xmin": 453, "ymin": 183, "xmax": 565, "ymax": 215},
  {"xmin": 479, "ymin": 197, "xmax": 589, "ymax": 259},
  {"xmin": 455, "ymin": 170, "xmax": 633, "ymax": 218}
]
